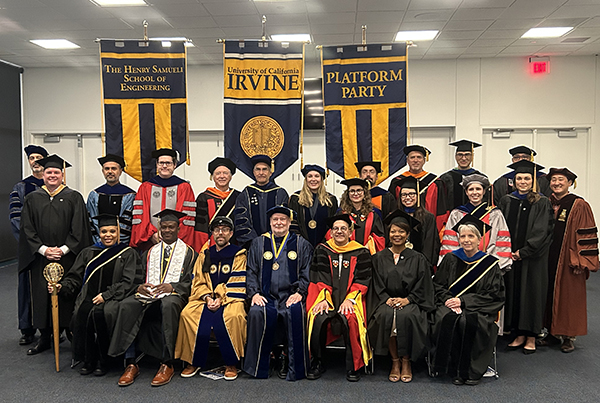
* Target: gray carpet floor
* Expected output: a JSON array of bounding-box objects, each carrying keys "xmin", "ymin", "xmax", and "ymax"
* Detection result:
[{"xmin": 1, "ymin": 260, "xmax": 599, "ymax": 403}]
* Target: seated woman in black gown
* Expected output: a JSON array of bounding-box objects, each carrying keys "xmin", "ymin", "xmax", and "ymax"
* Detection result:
[
  {"xmin": 431, "ymin": 214, "xmax": 505, "ymax": 385},
  {"xmin": 49, "ymin": 214, "xmax": 141, "ymax": 375},
  {"xmin": 368, "ymin": 210, "xmax": 434, "ymax": 383}
]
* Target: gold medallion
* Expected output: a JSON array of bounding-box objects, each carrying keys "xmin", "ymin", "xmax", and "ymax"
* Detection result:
[
  {"xmin": 272, "ymin": 262, "xmax": 280, "ymax": 271},
  {"xmin": 263, "ymin": 251, "xmax": 273, "ymax": 260},
  {"xmin": 308, "ymin": 220, "xmax": 317, "ymax": 229},
  {"xmin": 288, "ymin": 251, "xmax": 297, "ymax": 260},
  {"xmin": 240, "ymin": 116, "xmax": 284, "ymax": 158},
  {"xmin": 210, "ymin": 264, "xmax": 218, "ymax": 274},
  {"xmin": 221, "ymin": 264, "xmax": 231, "ymax": 274}
]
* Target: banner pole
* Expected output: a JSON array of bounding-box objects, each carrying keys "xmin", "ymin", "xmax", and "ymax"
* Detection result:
[
  {"xmin": 300, "ymin": 42, "xmax": 305, "ymax": 169},
  {"xmin": 361, "ymin": 25, "xmax": 367, "ymax": 45},
  {"xmin": 406, "ymin": 41, "xmax": 411, "ymax": 145},
  {"xmin": 261, "ymin": 16, "xmax": 267, "ymax": 41},
  {"xmin": 143, "ymin": 20, "xmax": 148, "ymax": 41}
]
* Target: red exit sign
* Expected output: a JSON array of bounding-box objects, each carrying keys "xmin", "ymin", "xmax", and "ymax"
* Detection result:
[{"xmin": 529, "ymin": 57, "xmax": 550, "ymax": 75}]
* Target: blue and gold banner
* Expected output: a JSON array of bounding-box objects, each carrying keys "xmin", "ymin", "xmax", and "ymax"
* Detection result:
[
  {"xmin": 223, "ymin": 40, "xmax": 304, "ymax": 179},
  {"xmin": 322, "ymin": 44, "xmax": 407, "ymax": 184},
  {"xmin": 100, "ymin": 40, "xmax": 189, "ymax": 182}
]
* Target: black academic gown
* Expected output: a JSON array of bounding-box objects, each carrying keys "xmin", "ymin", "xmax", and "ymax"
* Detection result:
[
  {"xmin": 108, "ymin": 242, "xmax": 197, "ymax": 362},
  {"xmin": 18, "ymin": 186, "xmax": 92, "ymax": 329},
  {"xmin": 368, "ymin": 248, "xmax": 434, "ymax": 361},
  {"xmin": 59, "ymin": 243, "xmax": 142, "ymax": 362},
  {"xmin": 397, "ymin": 207, "xmax": 440, "ymax": 269},
  {"xmin": 432, "ymin": 252, "xmax": 505, "ymax": 381},
  {"xmin": 499, "ymin": 193, "xmax": 554, "ymax": 334},
  {"xmin": 439, "ymin": 168, "xmax": 491, "ymax": 212},
  {"xmin": 289, "ymin": 192, "xmax": 338, "ymax": 248},
  {"xmin": 492, "ymin": 172, "xmax": 551, "ymax": 206}
]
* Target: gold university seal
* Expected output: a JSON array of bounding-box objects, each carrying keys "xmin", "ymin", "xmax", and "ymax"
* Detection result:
[
  {"xmin": 263, "ymin": 251, "xmax": 273, "ymax": 260},
  {"xmin": 240, "ymin": 116, "xmax": 284, "ymax": 158}
]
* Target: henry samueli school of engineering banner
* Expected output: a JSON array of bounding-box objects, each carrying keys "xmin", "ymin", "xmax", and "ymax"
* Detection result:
[
  {"xmin": 322, "ymin": 44, "xmax": 407, "ymax": 185},
  {"xmin": 223, "ymin": 40, "xmax": 304, "ymax": 179},
  {"xmin": 100, "ymin": 40, "xmax": 189, "ymax": 182}
]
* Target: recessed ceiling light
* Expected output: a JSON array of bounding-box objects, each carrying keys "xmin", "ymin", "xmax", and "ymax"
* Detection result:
[
  {"xmin": 90, "ymin": 0, "xmax": 147, "ymax": 6},
  {"xmin": 271, "ymin": 34, "xmax": 311, "ymax": 42},
  {"xmin": 521, "ymin": 27, "xmax": 573, "ymax": 38},
  {"xmin": 395, "ymin": 30, "xmax": 439, "ymax": 41},
  {"xmin": 30, "ymin": 39, "xmax": 80, "ymax": 49}
]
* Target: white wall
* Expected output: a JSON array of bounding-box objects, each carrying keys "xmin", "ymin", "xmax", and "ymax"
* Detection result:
[{"xmin": 21, "ymin": 55, "xmax": 600, "ymax": 213}]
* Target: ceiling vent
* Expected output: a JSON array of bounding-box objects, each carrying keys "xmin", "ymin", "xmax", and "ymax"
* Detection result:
[{"xmin": 561, "ymin": 37, "xmax": 590, "ymax": 43}]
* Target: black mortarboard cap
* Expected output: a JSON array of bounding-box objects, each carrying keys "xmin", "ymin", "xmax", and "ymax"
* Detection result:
[
  {"xmin": 451, "ymin": 213, "xmax": 492, "ymax": 236},
  {"xmin": 507, "ymin": 160, "xmax": 544, "ymax": 175},
  {"xmin": 326, "ymin": 213, "xmax": 361, "ymax": 230},
  {"xmin": 341, "ymin": 178, "xmax": 369, "ymax": 188},
  {"xmin": 509, "ymin": 145, "xmax": 537, "ymax": 157},
  {"xmin": 548, "ymin": 167, "xmax": 577, "ymax": 183},
  {"xmin": 354, "ymin": 161, "xmax": 382, "ymax": 174},
  {"xmin": 208, "ymin": 157, "xmax": 236, "ymax": 175},
  {"xmin": 209, "ymin": 216, "xmax": 234, "ymax": 231},
  {"xmin": 250, "ymin": 154, "xmax": 272, "ymax": 167},
  {"xmin": 37, "ymin": 154, "xmax": 72, "ymax": 170},
  {"xmin": 301, "ymin": 164, "xmax": 326, "ymax": 178},
  {"xmin": 24, "ymin": 145, "xmax": 48, "ymax": 157},
  {"xmin": 151, "ymin": 148, "xmax": 178, "ymax": 160},
  {"xmin": 153, "ymin": 208, "xmax": 186, "ymax": 223},
  {"xmin": 396, "ymin": 175, "xmax": 418, "ymax": 190},
  {"xmin": 92, "ymin": 214, "xmax": 119, "ymax": 228},
  {"xmin": 98, "ymin": 154, "xmax": 126, "ymax": 168},
  {"xmin": 267, "ymin": 205, "xmax": 294, "ymax": 219},
  {"xmin": 383, "ymin": 209, "xmax": 420, "ymax": 231},
  {"xmin": 403, "ymin": 145, "xmax": 431, "ymax": 158},
  {"xmin": 449, "ymin": 139, "xmax": 482, "ymax": 152}
]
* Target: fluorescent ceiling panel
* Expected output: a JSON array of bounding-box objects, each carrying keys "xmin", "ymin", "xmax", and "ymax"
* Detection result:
[
  {"xmin": 30, "ymin": 39, "xmax": 80, "ymax": 49},
  {"xmin": 271, "ymin": 34, "xmax": 312, "ymax": 42},
  {"xmin": 521, "ymin": 27, "xmax": 573, "ymax": 38},
  {"xmin": 91, "ymin": 0, "xmax": 147, "ymax": 6},
  {"xmin": 395, "ymin": 30, "xmax": 439, "ymax": 41}
]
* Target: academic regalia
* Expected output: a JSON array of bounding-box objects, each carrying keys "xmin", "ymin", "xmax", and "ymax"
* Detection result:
[
  {"xmin": 307, "ymin": 240, "xmax": 372, "ymax": 371},
  {"xmin": 59, "ymin": 243, "xmax": 141, "ymax": 363},
  {"xmin": 334, "ymin": 207, "xmax": 385, "ymax": 255},
  {"xmin": 18, "ymin": 185, "xmax": 93, "ymax": 329},
  {"xmin": 544, "ymin": 193, "xmax": 599, "ymax": 336},
  {"xmin": 368, "ymin": 248, "xmax": 434, "ymax": 361},
  {"xmin": 397, "ymin": 205, "xmax": 440, "ymax": 269},
  {"xmin": 87, "ymin": 183, "xmax": 136, "ymax": 245},
  {"xmin": 492, "ymin": 171, "xmax": 551, "ymax": 206},
  {"xmin": 389, "ymin": 171, "xmax": 448, "ymax": 233},
  {"xmin": 499, "ymin": 192, "xmax": 554, "ymax": 334},
  {"xmin": 289, "ymin": 191, "xmax": 338, "ymax": 248},
  {"xmin": 243, "ymin": 231, "xmax": 313, "ymax": 381},
  {"xmin": 10, "ymin": 174, "xmax": 44, "ymax": 334},
  {"xmin": 439, "ymin": 202, "xmax": 512, "ymax": 271},
  {"xmin": 432, "ymin": 250, "xmax": 505, "ymax": 381},
  {"xmin": 130, "ymin": 175, "xmax": 199, "ymax": 251},
  {"xmin": 234, "ymin": 182, "xmax": 289, "ymax": 248},
  {"xmin": 439, "ymin": 168, "xmax": 491, "ymax": 212},
  {"xmin": 108, "ymin": 239, "xmax": 197, "ymax": 362},
  {"xmin": 370, "ymin": 186, "xmax": 396, "ymax": 220},
  {"xmin": 175, "ymin": 244, "xmax": 247, "ymax": 368},
  {"xmin": 194, "ymin": 187, "xmax": 240, "ymax": 249}
]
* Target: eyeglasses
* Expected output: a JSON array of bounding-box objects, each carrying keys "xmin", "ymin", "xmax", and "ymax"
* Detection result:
[
  {"xmin": 400, "ymin": 192, "xmax": 417, "ymax": 199},
  {"xmin": 212, "ymin": 227, "xmax": 231, "ymax": 234},
  {"xmin": 456, "ymin": 152, "xmax": 472, "ymax": 158},
  {"xmin": 157, "ymin": 161, "xmax": 174, "ymax": 166},
  {"xmin": 348, "ymin": 189, "xmax": 364, "ymax": 194}
]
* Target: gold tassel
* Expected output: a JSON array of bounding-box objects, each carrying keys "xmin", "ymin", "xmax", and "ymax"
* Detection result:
[
  {"xmin": 209, "ymin": 174, "xmax": 213, "ymax": 181},
  {"xmin": 271, "ymin": 159, "xmax": 275, "ymax": 173},
  {"xmin": 425, "ymin": 150, "xmax": 429, "ymax": 162},
  {"xmin": 417, "ymin": 178, "xmax": 421, "ymax": 208},
  {"xmin": 471, "ymin": 143, "xmax": 474, "ymax": 168},
  {"xmin": 574, "ymin": 179, "xmax": 577, "ymax": 189},
  {"xmin": 62, "ymin": 160, "xmax": 66, "ymax": 185}
]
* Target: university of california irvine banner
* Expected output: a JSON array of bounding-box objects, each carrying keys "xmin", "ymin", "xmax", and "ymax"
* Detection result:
[
  {"xmin": 100, "ymin": 40, "xmax": 189, "ymax": 182},
  {"xmin": 322, "ymin": 44, "xmax": 407, "ymax": 184},
  {"xmin": 223, "ymin": 40, "xmax": 304, "ymax": 179}
]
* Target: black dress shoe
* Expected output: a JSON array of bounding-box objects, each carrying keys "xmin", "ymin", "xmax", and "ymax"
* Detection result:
[
  {"xmin": 27, "ymin": 339, "xmax": 51, "ymax": 355},
  {"xmin": 452, "ymin": 377, "xmax": 465, "ymax": 385},
  {"xmin": 346, "ymin": 370, "xmax": 361, "ymax": 382},
  {"xmin": 277, "ymin": 354, "xmax": 289, "ymax": 379},
  {"xmin": 94, "ymin": 366, "xmax": 108, "ymax": 377},
  {"xmin": 465, "ymin": 378, "xmax": 481, "ymax": 386},
  {"xmin": 80, "ymin": 363, "xmax": 95, "ymax": 375},
  {"xmin": 19, "ymin": 334, "xmax": 35, "ymax": 346},
  {"xmin": 307, "ymin": 360, "xmax": 325, "ymax": 380},
  {"xmin": 523, "ymin": 347, "xmax": 536, "ymax": 355}
]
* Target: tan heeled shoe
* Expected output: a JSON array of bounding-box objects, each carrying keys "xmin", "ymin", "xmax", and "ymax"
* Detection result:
[
  {"xmin": 389, "ymin": 358, "xmax": 401, "ymax": 382},
  {"xmin": 400, "ymin": 357, "xmax": 412, "ymax": 383}
]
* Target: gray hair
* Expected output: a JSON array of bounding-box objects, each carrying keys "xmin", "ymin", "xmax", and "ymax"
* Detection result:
[{"xmin": 458, "ymin": 223, "xmax": 482, "ymax": 240}]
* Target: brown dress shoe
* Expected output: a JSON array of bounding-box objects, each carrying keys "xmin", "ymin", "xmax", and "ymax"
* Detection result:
[
  {"xmin": 118, "ymin": 364, "xmax": 139, "ymax": 387},
  {"xmin": 224, "ymin": 365, "xmax": 238, "ymax": 381},
  {"xmin": 561, "ymin": 338, "xmax": 575, "ymax": 353},
  {"xmin": 181, "ymin": 364, "xmax": 200, "ymax": 378},
  {"xmin": 151, "ymin": 364, "xmax": 175, "ymax": 386}
]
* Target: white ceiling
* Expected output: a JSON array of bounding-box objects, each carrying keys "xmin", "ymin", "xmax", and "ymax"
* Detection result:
[{"xmin": 1, "ymin": 0, "xmax": 600, "ymax": 68}]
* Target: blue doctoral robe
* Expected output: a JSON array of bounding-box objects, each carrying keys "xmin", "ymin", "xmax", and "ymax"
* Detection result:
[
  {"xmin": 234, "ymin": 182, "xmax": 289, "ymax": 248},
  {"xmin": 243, "ymin": 231, "xmax": 313, "ymax": 381},
  {"xmin": 86, "ymin": 183, "xmax": 136, "ymax": 244}
]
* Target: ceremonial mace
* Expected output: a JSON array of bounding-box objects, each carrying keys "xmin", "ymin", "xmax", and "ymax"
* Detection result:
[{"xmin": 44, "ymin": 262, "xmax": 64, "ymax": 372}]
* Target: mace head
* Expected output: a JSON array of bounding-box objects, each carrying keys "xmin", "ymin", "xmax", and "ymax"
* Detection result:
[{"xmin": 43, "ymin": 263, "xmax": 64, "ymax": 284}]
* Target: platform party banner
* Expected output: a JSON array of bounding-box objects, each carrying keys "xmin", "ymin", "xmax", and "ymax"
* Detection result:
[
  {"xmin": 100, "ymin": 40, "xmax": 189, "ymax": 182},
  {"xmin": 223, "ymin": 40, "xmax": 304, "ymax": 179},
  {"xmin": 322, "ymin": 44, "xmax": 407, "ymax": 184}
]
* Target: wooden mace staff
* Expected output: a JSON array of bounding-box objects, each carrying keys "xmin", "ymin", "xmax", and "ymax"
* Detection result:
[{"xmin": 44, "ymin": 262, "xmax": 64, "ymax": 372}]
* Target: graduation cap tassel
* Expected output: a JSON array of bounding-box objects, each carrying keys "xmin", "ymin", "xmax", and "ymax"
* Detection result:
[
  {"xmin": 417, "ymin": 179, "xmax": 421, "ymax": 208},
  {"xmin": 471, "ymin": 143, "xmax": 474, "ymax": 168},
  {"xmin": 62, "ymin": 160, "xmax": 66, "ymax": 185},
  {"xmin": 574, "ymin": 179, "xmax": 577, "ymax": 189}
]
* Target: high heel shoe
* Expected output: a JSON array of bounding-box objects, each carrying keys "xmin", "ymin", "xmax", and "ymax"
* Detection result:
[
  {"xmin": 388, "ymin": 358, "xmax": 400, "ymax": 382},
  {"xmin": 400, "ymin": 358, "xmax": 412, "ymax": 383}
]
